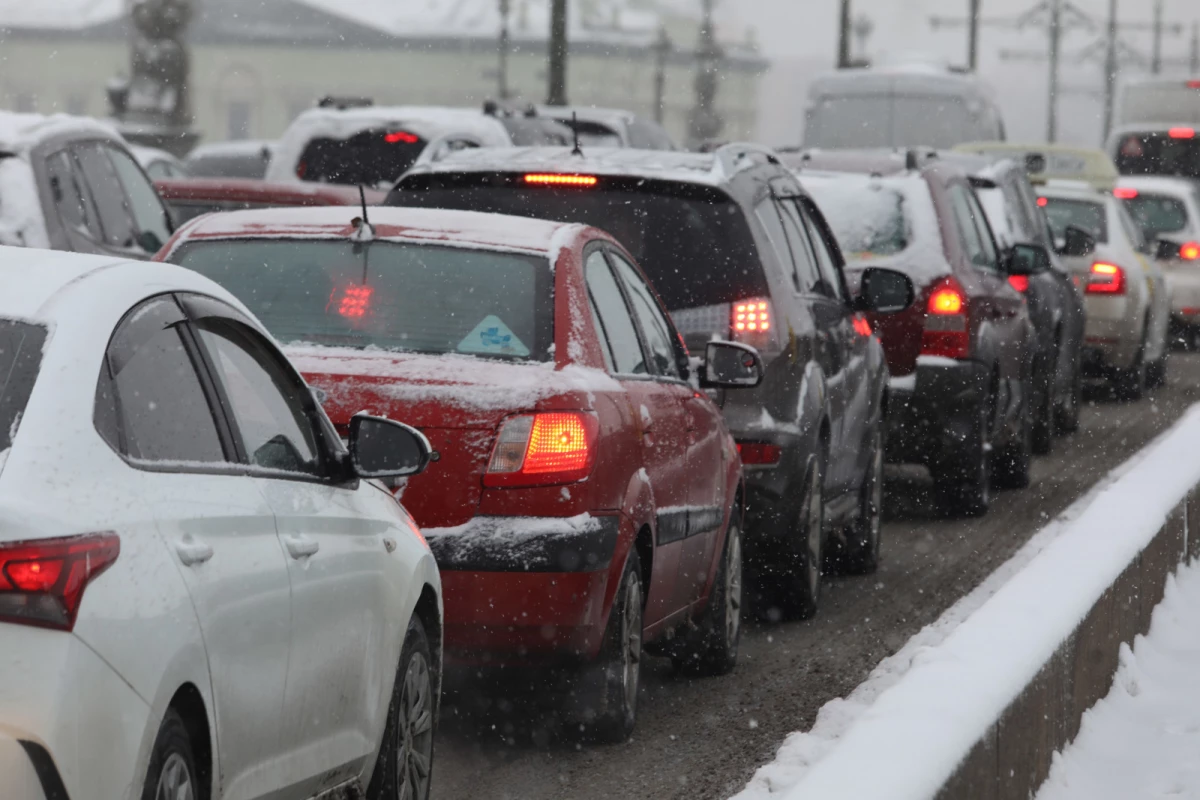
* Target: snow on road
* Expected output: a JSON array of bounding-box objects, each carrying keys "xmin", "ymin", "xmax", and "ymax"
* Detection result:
[{"xmin": 1035, "ymin": 559, "xmax": 1200, "ymax": 800}]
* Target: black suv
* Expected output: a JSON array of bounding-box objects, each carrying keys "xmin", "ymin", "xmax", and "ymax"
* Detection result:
[{"xmin": 389, "ymin": 145, "xmax": 913, "ymax": 619}]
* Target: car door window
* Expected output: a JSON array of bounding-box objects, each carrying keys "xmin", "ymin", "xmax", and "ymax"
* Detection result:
[
  {"xmin": 964, "ymin": 190, "xmax": 1001, "ymax": 271},
  {"xmin": 798, "ymin": 199, "xmax": 847, "ymax": 302},
  {"xmin": 756, "ymin": 197, "xmax": 810, "ymax": 293},
  {"xmin": 777, "ymin": 198, "xmax": 830, "ymax": 297},
  {"xmin": 950, "ymin": 184, "xmax": 999, "ymax": 272},
  {"xmin": 194, "ymin": 319, "xmax": 322, "ymax": 477},
  {"xmin": 46, "ymin": 150, "xmax": 102, "ymax": 241},
  {"xmin": 607, "ymin": 250, "xmax": 683, "ymax": 379},
  {"xmin": 107, "ymin": 146, "xmax": 173, "ymax": 252},
  {"xmin": 585, "ymin": 250, "xmax": 646, "ymax": 375},
  {"xmin": 74, "ymin": 143, "xmax": 138, "ymax": 249},
  {"xmin": 95, "ymin": 296, "xmax": 227, "ymax": 464}
]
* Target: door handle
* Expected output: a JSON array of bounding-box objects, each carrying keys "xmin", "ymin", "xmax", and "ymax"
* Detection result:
[
  {"xmin": 284, "ymin": 534, "xmax": 320, "ymax": 560},
  {"xmin": 175, "ymin": 536, "xmax": 213, "ymax": 567}
]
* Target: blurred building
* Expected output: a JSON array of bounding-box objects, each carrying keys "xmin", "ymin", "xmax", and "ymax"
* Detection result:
[{"xmin": 0, "ymin": 0, "xmax": 767, "ymax": 148}]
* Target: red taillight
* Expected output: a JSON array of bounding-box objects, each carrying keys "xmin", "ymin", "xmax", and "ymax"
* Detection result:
[
  {"xmin": 1113, "ymin": 187, "xmax": 1139, "ymax": 199},
  {"xmin": 0, "ymin": 533, "xmax": 120, "ymax": 631},
  {"xmin": 852, "ymin": 315, "xmax": 872, "ymax": 336},
  {"xmin": 1181, "ymin": 241, "xmax": 1200, "ymax": 261},
  {"xmin": 921, "ymin": 277, "xmax": 970, "ymax": 359},
  {"xmin": 1037, "ymin": 196, "xmax": 1048, "ymax": 207},
  {"xmin": 485, "ymin": 412, "xmax": 599, "ymax": 487},
  {"xmin": 384, "ymin": 131, "xmax": 420, "ymax": 144},
  {"xmin": 1008, "ymin": 275, "xmax": 1030, "ymax": 292},
  {"xmin": 1086, "ymin": 262, "xmax": 1126, "ymax": 295},
  {"xmin": 737, "ymin": 442, "xmax": 783, "ymax": 466},
  {"xmin": 1169, "ymin": 127, "xmax": 1196, "ymax": 140},
  {"xmin": 523, "ymin": 173, "xmax": 598, "ymax": 187},
  {"xmin": 329, "ymin": 284, "xmax": 373, "ymax": 319},
  {"xmin": 732, "ymin": 298, "xmax": 772, "ymax": 339}
]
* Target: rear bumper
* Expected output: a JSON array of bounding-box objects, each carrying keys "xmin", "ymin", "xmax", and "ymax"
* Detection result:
[
  {"xmin": 426, "ymin": 515, "xmax": 621, "ymax": 665},
  {"xmin": 1082, "ymin": 297, "xmax": 1141, "ymax": 370},
  {"xmin": 885, "ymin": 357, "xmax": 988, "ymax": 468}
]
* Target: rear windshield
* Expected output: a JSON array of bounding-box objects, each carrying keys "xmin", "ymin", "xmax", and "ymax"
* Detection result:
[
  {"xmin": 388, "ymin": 174, "xmax": 768, "ymax": 312},
  {"xmin": 0, "ymin": 320, "xmax": 47, "ymax": 451},
  {"xmin": 171, "ymin": 240, "xmax": 553, "ymax": 361},
  {"xmin": 297, "ymin": 130, "xmax": 427, "ymax": 187},
  {"xmin": 805, "ymin": 181, "xmax": 909, "ymax": 260},
  {"xmin": 1042, "ymin": 197, "xmax": 1108, "ymax": 244},
  {"xmin": 1114, "ymin": 133, "xmax": 1200, "ymax": 180},
  {"xmin": 1122, "ymin": 193, "xmax": 1190, "ymax": 238}
]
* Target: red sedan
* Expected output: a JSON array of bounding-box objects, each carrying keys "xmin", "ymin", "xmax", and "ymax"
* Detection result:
[
  {"xmin": 155, "ymin": 177, "xmax": 387, "ymax": 224},
  {"xmin": 157, "ymin": 206, "xmax": 762, "ymax": 740}
]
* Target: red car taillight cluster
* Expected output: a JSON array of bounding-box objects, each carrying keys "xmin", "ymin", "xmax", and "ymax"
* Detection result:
[
  {"xmin": 1181, "ymin": 242, "xmax": 1200, "ymax": 261},
  {"xmin": 1086, "ymin": 262, "xmax": 1126, "ymax": 295},
  {"xmin": 0, "ymin": 533, "xmax": 120, "ymax": 631},
  {"xmin": 732, "ymin": 299, "xmax": 771, "ymax": 335},
  {"xmin": 921, "ymin": 277, "xmax": 970, "ymax": 359},
  {"xmin": 485, "ymin": 412, "xmax": 599, "ymax": 487}
]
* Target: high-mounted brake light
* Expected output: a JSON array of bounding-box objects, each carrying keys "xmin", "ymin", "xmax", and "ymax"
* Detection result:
[
  {"xmin": 922, "ymin": 277, "xmax": 970, "ymax": 359},
  {"xmin": 524, "ymin": 173, "xmax": 598, "ymax": 187},
  {"xmin": 1008, "ymin": 275, "xmax": 1030, "ymax": 292},
  {"xmin": 1113, "ymin": 187, "xmax": 1139, "ymax": 199},
  {"xmin": 384, "ymin": 131, "xmax": 420, "ymax": 144},
  {"xmin": 1087, "ymin": 262, "xmax": 1126, "ymax": 295},
  {"xmin": 733, "ymin": 300, "xmax": 771, "ymax": 333},
  {"xmin": 330, "ymin": 284, "xmax": 374, "ymax": 319},
  {"xmin": 0, "ymin": 533, "xmax": 120, "ymax": 631},
  {"xmin": 1169, "ymin": 127, "xmax": 1196, "ymax": 140},
  {"xmin": 1037, "ymin": 197, "xmax": 1048, "ymax": 207},
  {"xmin": 1181, "ymin": 241, "xmax": 1200, "ymax": 261},
  {"xmin": 485, "ymin": 412, "xmax": 599, "ymax": 487}
]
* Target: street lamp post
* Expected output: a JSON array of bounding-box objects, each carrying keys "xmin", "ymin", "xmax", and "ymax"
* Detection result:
[
  {"xmin": 497, "ymin": 0, "xmax": 511, "ymax": 100},
  {"xmin": 547, "ymin": 0, "xmax": 568, "ymax": 106},
  {"xmin": 653, "ymin": 26, "xmax": 672, "ymax": 125},
  {"xmin": 688, "ymin": 0, "xmax": 724, "ymax": 148}
]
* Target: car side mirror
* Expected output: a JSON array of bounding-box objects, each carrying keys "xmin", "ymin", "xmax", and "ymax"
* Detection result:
[
  {"xmin": 348, "ymin": 414, "xmax": 431, "ymax": 479},
  {"xmin": 701, "ymin": 341, "xmax": 764, "ymax": 389},
  {"xmin": 855, "ymin": 267, "xmax": 914, "ymax": 314},
  {"xmin": 136, "ymin": 230, "xmax": 164, "ymax": 254},
  {"xmin": 1060, "ymin": 224, "xmax": 1096, "ymax": 258},
  {"xmin": 1155, "ymin": 238, "xmax": 1182, "ymax": 261},
  {"xmin": 1007, "ymin": 242, "xmax": 1052, "ymax": 276}
]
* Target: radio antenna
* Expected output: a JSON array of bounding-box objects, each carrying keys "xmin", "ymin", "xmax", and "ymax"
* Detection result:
[{"xmin": 571, "ymin": 111, "xmax": 583, "ymax": 157}]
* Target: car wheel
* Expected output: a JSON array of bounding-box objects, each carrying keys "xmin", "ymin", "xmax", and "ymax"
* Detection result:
[
  {"xmin": 993, "ymin": 397, "xmax": 1033, "ymax": 490},
  {"xmin": 673, "ymin": 517, "xmax": 743, "ymax": 676},
  {"xmin": 570, "ymin": 551, "xmax": 642, "ymax": 743},
  {"xmin": 1055, "ymin": 361, "xmax": 1082, "ymax": 434},
  {"xmin": 934, "ymin": 398, "xmax": 992, "ymax": 517},
  {"xmin": 1032, "ymin": 361, "xmax": 1055, "ymax": 455},
  {"xmin": 781, "ymin": 463, "xmax": 824, "ymax": 620},
  {"xmin": 830, "ymin": 426, "xmax": 883, "ymax": 575},
  {"xmin": 141, "ymin": 710, "xmax": 200, "ymax": 800},
  {"xmin": 367, "ymin": 617, "xmax": 436, "ymax": 800}
]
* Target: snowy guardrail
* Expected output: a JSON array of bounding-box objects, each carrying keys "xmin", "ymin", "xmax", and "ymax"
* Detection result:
[{"xmin": 737, "ymin": 404, "xmax": 1200, "ymax": 800}]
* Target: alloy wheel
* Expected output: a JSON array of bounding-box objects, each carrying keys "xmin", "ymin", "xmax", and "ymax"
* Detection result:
[
  {"xmin": 805, "ymin": 468, "xmax": 824, "ymax": 600},
  {"xmin": 397, "ymin": 651, "xmax": 435, "ymax": 800},
  {"xmin": 865, "ymin": 432, "xmax": 884, "ymax": 556},
  {"xmin": 725, "ymin": 527, "xmax": 743, "ymax": 647},
  {"xmin": 620, "ymin": 576, "xmax": 643, "ymax": 714},
  {"xmin": 155, "ymin": 753, "xmax": 194, "ymax": 800}
]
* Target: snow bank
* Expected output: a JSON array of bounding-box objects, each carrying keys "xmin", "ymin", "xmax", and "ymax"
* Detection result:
[
  {"xmin": 734, "ymin": 403, "xmax": 1200, "ymax": 800},
  {"xmin": 1035, "ymin": 560, "xmax": 1200, "ymax": 800}
]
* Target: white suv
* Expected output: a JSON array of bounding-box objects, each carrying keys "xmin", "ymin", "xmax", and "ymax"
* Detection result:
[{"xmin": 0, "ymin": 248, "xmax": 442, "ymax": 800}]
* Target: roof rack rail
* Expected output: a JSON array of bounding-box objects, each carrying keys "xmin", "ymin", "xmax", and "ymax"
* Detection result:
[
  {"xmin": 713, "ymin": 141, "xmax": 781, "ymax": 176},
  {"xmin": 317, "ymin": 96, "xmax": 374, "ymax": 110}
]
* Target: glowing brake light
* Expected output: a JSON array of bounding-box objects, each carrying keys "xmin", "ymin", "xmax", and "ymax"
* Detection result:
[
  {"xmin": 523, "ymin": 173, "xmax": 598, "ymax": 187},
  {"xmin": 1086, "ymin": 262, "xmax": 1126, "ymax": 295},
  {"xmin": 0, "ymin": 533, "xmax": 120, "ymax": 631},
  {"xmin": 1188, "ymin": 80, "xmax": 1200, "ymax": 89},
  {"xmin": 1113, "ymin": 187, "xmax": 1139, "ymax": 199},
  {"xmin": 330, "ymin": 284, "xmax": 373, "ymax": 319},
  {"xmin": 852, "ymin": 315, "xmax": 872, "ymax": 336},
  {"xmin": 1037, "ymin": 197, "xmax": 1048, "ymax": 207},
  {"xmin": 922, "ymin": 277, "xmax": 970, "ymax": 359},
  {"xmin": 1008, "ymin": 275, "xmax": 1030, "ymax": 292},
  {"xmin": 1181, "ymin": 241, "xmax": 1200, "ymax": 261},
  {"xmin": 733, "ymin": 300, "xmax": 772, "ymax": 334},
  {"xmin": 384, "ymin": 131, "xmax": 420, "ymax": 144},
  {"xmin": 485, "ymin": 412, "xmax": 599, "ymax": 487},
  {"xmin": 1169, "ymin": 127, "xmax": 1196, "ymax": 140}
]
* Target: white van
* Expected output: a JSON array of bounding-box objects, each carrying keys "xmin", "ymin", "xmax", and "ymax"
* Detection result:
[
  {"xmin": 803, "ymin": 66, "xmax": 1006, "ymax": 150},
  {"xmin": 1106, "ymin": 76, "xmax": 1200, "ymax": 181}
]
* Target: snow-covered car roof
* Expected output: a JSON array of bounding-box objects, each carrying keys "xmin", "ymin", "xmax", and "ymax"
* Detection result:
[
  {"xmin": 267, "ymin": 106, "xmax": 512, "ymax": 183},
  {"xmin": 0, "ymin": 110, "xmax": 120, "ymax": 156},
  {"xmin": 162, "ymin": 205, "xmax": 582, "ymax": 258},
  {"xmin": 404, "ymin": 146, "xmax": 725, "ymax": 187}
]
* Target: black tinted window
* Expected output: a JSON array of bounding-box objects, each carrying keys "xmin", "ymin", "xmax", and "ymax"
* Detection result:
[
  {"xmin": 297, "ymin": 130, "xmax": 426, "ymax": 186},
  {"xmin": 1042, "ymin": 197, "xmax": 1109, "ymax": 244},
  {"xmin": 1122, "ymin": 193, "xmax": 1190, "ymax": 238},
  {"xmin": 99, "ymin": 297, "xmax": 226, "ymax": 463},
  {"xmin": 75, "ymin": 143, "xmax": 137, "ymax": 248},
  {"xmin": 108, "ymin": 147, "xmax": 172, "ymax": 252},
  {"xmin": 0, "ymin": 320, "xmax": 47, "ymax": 451},
  {"xmin": 1115, "ymin": 133, "xmax": 1200, "ymax": 179}
]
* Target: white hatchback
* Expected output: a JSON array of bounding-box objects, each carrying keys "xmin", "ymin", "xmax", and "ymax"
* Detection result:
[{"xmin": 0, "ymin": 248, "xmax": 442, "ymax": 800}]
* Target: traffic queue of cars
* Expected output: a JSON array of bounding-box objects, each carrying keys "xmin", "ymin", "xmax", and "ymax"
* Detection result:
[{"xmin": 1, "ymin": 83, "xmax": 1197, "ymax": 800}]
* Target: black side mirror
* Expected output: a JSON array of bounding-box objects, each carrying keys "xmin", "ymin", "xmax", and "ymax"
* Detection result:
[
  {"xmin": 136, "ymin": 230, "xmax": 164, "ymax": 254},
  {"xmin": 855, "ymin": 267, "xmax": 915, "ymax": 314},
  {"xmin": 348, "ymin": 414, "xmax": 431, "ymax": 479},
  {"xmin": 1007, "ymin": 242, "xmax": 1052, "ymax": 276},
  {"xmin": 701, "ymin": 341, "xmax": 764, "ymax": 389},
  {"xmin": 1060, "ymin": 224, "xmax": 1096, "ymax": 258},
  {"xmin": 1155, "ymin": 238, "xmax": 1180, "ymax": 261}
]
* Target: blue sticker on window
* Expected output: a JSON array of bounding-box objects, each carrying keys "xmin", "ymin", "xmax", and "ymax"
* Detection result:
[{"xmin": 458, "ymin": 315, "xmax": 530, "ymax": 357}]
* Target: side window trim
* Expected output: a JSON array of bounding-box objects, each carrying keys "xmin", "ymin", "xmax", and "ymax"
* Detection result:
[
  {"xmin": 798, "ymin": 197, "xmax": 852, "ymax": 303},
  {"xmin": 585, "ymin": 246, "xmax": 655, "ymax": 380},
  {"xmin": 581, "ymin": 241, "xmax": 619, "ymax": 373},
  {"xmin": 603, "ymin": 245, "xmax": 688, "ymax": 384}
]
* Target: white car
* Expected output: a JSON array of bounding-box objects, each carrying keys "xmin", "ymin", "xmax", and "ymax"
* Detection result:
[
  {"xmin": 1039, "ymin": 182, "xmax": 1171, "ymax": 399},
  {"xmin": 130, "ymin": 144, "xmax": 190, "ymax": 180},
  {"xmin": 0, "ymin": 248, "xmax": 442, "ymax": 800},
  {"xmin": 1115, "ymin": 176, "xmax": 1200, "ymax": 345}
]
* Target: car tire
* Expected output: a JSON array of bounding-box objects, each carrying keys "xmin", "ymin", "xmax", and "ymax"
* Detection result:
[
  {"xmin": 141, "ymin": 710, "xmax": 200, "ymax": 800},
  {"xmin": 993, "ymin": 398, "xmax": 1033, "ymax": 490},
  {"xmin": 570, "ymin": 551, "xmax": 642, "ymax": 743},
  {"xmin": 367, "ymin": 617, "xmax": 436, "ymax": 800},
  {"xmin": 672, "ymin": 517, "xmax": 743, "ymax": 677},
  {"xmin": 781, "ymin": 462, "xmax": 824, "ymax": 620},
  {"xmin": 934, "ymin": 398, "xmax": 992, "ymax": 517},
  {"xmin": 1032, "ymin": 360, "xmax": 1055, "ymax": 455},
  {"xmin": 1055, "ymin": 361, "xmax": 1082, "ymax": 434},
  {"xmin": 830, "ymin": 426, "xmax": 883, "ymax": 575}
]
